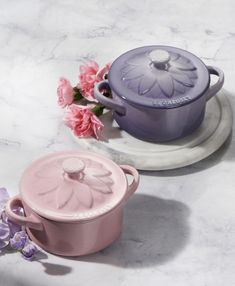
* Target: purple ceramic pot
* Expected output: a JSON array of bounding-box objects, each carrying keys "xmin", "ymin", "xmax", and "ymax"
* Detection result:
[{"xmin": 94, "ymin": 46, "xmax": 224, "ymax": 142}]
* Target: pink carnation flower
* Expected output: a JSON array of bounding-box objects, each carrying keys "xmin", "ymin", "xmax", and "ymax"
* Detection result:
[
  {"xmin": 79, "ymin": 61, "xmax": 111, "ymax": 102},
  {"xmin": 57, "ymin": 78, "xmax": 74, "ymax": 108},
  {"xmin": 96, "ymin": 62, "xmax": 112, "ymax": 81},
  {"xmin": 64, "ymin": 105, "xmax": 103, "ymax": 139},
  {"xmin": 79, "ymin": 61, "xmax": 99, "ymax": 102}
]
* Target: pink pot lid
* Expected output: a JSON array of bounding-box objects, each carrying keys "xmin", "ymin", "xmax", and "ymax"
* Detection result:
[{"xmin": 20, "ymin": 151, "xmax": 128, "ymax": 222}]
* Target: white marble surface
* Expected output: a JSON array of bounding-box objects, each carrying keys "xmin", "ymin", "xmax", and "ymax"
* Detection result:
[{"xmin": 0, "ymin": 0, "xmax": 235, "ymax": 285}]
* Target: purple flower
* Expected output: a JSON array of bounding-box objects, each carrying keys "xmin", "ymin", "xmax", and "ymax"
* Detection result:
[
  {"xmin": 22, "ymin": 243, "xmax": 38, "ymax": 261},
  {"xmin": 0, "ymin": 187, "xmax": 24, "ymax": 240},
  {"xmin": 1, "ymin": 208, "xmax": 23, "ymax": 238},
  {"xmin": 7, "ymin": 208, "xmax": 24, "ymax": 237},
  {"xmin": 0, "ymin": 188, "xmax": 25, "ymax": 252},
  {"xmin": 0, "ymin": 188, "xmax": 9, "ymax": 212},
  {"xmin": 0, "ymin": 188, "xmax": 39, "ymax": 261},
  {"xmin": 10, "ymin": 230, "xmax": 28, "ymax": 250},
  {"xmin": 1, "ymin": 210, "xmax": 8, "ymax": 224},
  {"xmin": 0, "ymin": 222, "xmax": 10, "ymax": 249},
  {"xmin": 8, "ymin": 220, "xmax": 22, "ymax": 238}
]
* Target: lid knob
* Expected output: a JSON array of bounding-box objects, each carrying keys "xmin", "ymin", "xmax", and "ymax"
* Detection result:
[
  {"xmin": 149, "ymin": 49, "xmax": 171, "ymax": 67},
  {"xmin": 62, "ymin": 158, "xmax": 85, "ymax": 175}
]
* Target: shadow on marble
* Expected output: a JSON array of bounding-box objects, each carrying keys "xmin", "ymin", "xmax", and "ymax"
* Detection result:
[
  {"xmin": 71, "ymin": 194, "xmax": 190, "ymax": 268},
  {"xmin": 0, "ymin": 245, "xmax": 16, "ymax": 257},
  {"xmin": 35, "ymin": 251, "xmax": 72, "ymax": 276},
  {"xmin": 38, "ymin": 261, "xmax": 72, "ymax": 276},
  {"xmin": 141, "ymin": 132, "xmax": 233, "ymax": 177},
  {"xmin": 0, "ymin": 248, "xmax": 72, "ymax": 276},
  {"xmin": 99, "ymin": 111, "xmax": 124, "ymax": 141}
]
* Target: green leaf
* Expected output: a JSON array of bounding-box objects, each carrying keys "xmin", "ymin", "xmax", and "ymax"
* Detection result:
[
  {"xmin": 73, "ymin": 88, "xmax": 83, "ymax": 101},
  {"xmin": 91, "ymin": 104, "xmax": 105, "ymax": 117}
]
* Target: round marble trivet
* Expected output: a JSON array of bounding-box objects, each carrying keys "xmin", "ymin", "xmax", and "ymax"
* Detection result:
[{"xmin": 71, "ymin": 91, "xmax": 233, "ymax": 171}]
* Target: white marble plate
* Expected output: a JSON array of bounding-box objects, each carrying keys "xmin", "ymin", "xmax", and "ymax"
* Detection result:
[{"xmin": 71, "ymin": 91, "xmax": 233, "ymax": 170}]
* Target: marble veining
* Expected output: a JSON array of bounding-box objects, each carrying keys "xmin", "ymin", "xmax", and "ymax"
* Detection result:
[{"xmin": 0, "ymin": 0, "xmax": 235, "ymax": 286}]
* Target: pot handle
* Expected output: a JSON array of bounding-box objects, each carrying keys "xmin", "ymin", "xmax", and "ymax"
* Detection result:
[
  {"xmin": 206, "ymin": 66, "xmax": 224, "ymax": 101},
  {"xmin": 5, "ymin": 195, "xmax": 43, "ymax": 231},
  {"xmin": 94, "ymin": 80, "xmax": 126, "ymax": 115},
  {"xmin": 120, "ymin": 165, "xmax": 140, "ymax": 201}
]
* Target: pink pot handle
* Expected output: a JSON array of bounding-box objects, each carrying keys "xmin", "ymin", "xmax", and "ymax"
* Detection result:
[
  {"xmin": 120, "ymin": 165, "xmax": 140, "ymax": 201},
  {"xmin": 6, "ymin": 195, "xmax": 43, "ymax": 231}
]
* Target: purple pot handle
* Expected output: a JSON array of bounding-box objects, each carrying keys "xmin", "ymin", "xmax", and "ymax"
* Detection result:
[
  {"xmin": 206, "ymin": 66, "xmax": 224, "ymax": 101},
  {"xmin": 94, "ymin": 80, "xmax": 126, "ymax": 115}
]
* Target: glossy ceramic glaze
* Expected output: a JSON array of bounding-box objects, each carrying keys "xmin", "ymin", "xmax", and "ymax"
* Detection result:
[
  {"xmin": 94, "ymin": 46, "xmax": 224, "ymax": 142},
  {"xmin": 6, "ymin": 151, "xmax": 139, "ymax": 256}
]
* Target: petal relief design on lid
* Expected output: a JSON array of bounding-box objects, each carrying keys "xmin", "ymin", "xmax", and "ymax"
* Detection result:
[
  {"xmin": 156, "ymin": 71, "xmax": 174, "ymax": 98},
  {"xmin": 122, "ymin": 66, "xmax": 145, "ymax": 81},
  {"xmin": 85, "ymin": 166, "xmax": 111, "ymax": 177},
  {"xmin": 83, "ymin": 161, "xmax": 113, "ymax": 194},
  {"xmin": 56, "ymin": 179, "xmax": 75, "ymax": 209},
  {"xmin": 72, "ymin": 183, "xmax": 93, "ymax": 209},
  {"xmin": 138, "ymin": 79, "xmax": 156, "ymax": 95},
  {"xmin": 56, "ymin": 179, "xmax": 93, "ymax": 209},
  {"xmin": 170, "ymin": 72, "xmax": 194, "ymax": 87},
  {"xmin": 35, "ymin": 157, "xmax": 113, "ymax": 210},
  {"xmin": 37, "ymin": 181, "xmax": 58, "ymax": 195},
  {"xmin": 126, "ymin": 53, "xmax": 150, "ymax": 66},
  {"xmin": 83, "ymin": 175, "xmax": 112, "ymax": 194},
  {"xmin": 171, "ymin": 57, "xmax": 196, "ymax": 71},
  {"xmin": 137, "ymin": 73, "xmax": 157, "ymax": 95},
  {"xmin": 121, "ymin": 50, "xmax": 197, "ymax": 99},
  {"xmin": 188, "ymin": 70, "xmax": 198, "ymax": 80},
  {"xmin": 35, "ymin": 162, "xmax": 61, "ymax": 179},
  {"xmin": 173, "ymin": 81, "xmax": 186, "ymax": 94}
]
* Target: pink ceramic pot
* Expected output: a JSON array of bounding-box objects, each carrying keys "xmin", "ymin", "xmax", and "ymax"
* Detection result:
[{"xmin": 6, "ymin": 151, "xmax": 139, "ymax": 257}]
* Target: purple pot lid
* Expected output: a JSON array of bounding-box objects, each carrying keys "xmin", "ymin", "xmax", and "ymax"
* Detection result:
[{"xmin": 108, "ymin": 46, "xmax": 210, "ymax": 108}]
